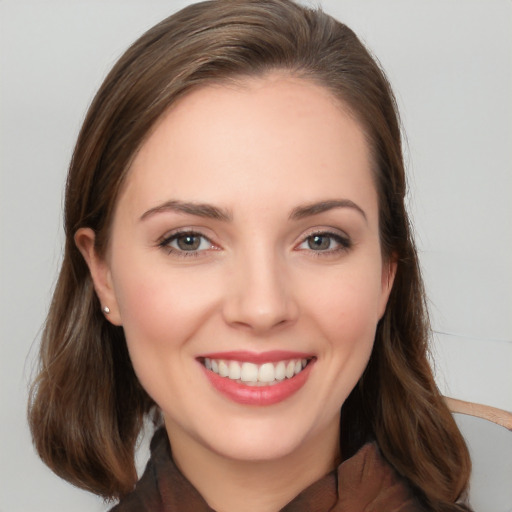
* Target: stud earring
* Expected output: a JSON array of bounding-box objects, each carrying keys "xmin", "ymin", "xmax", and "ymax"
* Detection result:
[{"xmin": 103, "ymin": 306, "xmax": 110, "ymax": 314}]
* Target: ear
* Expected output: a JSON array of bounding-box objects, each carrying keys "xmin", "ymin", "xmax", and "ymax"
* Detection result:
[
  {"xmin": 378, "ymin": 254, "xmax": 397, "ymax": 319},
  {"xmin": 74, "ymin": 228, "xmax": 122, "ymax": 326}
]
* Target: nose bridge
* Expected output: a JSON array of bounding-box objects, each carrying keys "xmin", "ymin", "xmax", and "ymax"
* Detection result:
[{"xmin": 223, "ymin": 241, "xmax": 297, "ymax": 332}]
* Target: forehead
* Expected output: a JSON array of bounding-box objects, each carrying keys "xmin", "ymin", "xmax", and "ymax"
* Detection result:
[{"xmin": 119, "ymin": 74, "xmax": 376, "ymax": 219}]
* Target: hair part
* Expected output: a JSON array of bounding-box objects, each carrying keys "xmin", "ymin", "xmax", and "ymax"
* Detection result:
[{"xmin": 28, "ymin": 1, "xmax": 471, "ymax": 509}]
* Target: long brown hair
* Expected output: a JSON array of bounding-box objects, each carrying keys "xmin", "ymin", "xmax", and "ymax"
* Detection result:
[{"xmin": 28, "ymin": 0, "xmax": 471, "ymax": 508}]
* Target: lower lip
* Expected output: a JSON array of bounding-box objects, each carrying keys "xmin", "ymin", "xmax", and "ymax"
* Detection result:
[{"xmin": 201, "ymin": 361, "xmax": 314, "ymax": 406}]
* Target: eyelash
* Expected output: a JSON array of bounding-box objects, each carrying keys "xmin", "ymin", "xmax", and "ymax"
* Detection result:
[
  {"xmin": 157, "ymin": 229, "xmax": 352, "ymax": 258},
  {"xmin": 297, "ymin": 231, "xmax": 352, "ymax": 256},
  {"xmin": 158, "ymin": 230, "xmax": 215, "ymax": 257}
]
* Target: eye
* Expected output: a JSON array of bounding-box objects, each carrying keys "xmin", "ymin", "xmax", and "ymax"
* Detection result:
[
  {"xmin": 297, "ymin": 231, "xmax": 351, "ymax": 253},
  {"xmin": 159, "ymin": 231, "xmax": 214, "ymax": 255}
]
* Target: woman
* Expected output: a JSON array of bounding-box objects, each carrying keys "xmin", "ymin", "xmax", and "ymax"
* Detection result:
[{"xmin": 28, "ymin": 0, "xmax": 472, "ymax": 510}]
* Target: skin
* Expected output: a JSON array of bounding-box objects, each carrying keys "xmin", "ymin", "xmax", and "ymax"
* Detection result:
[{"xmin": 76, "ymin": 73, "xmax": 396, "ymax": 512}]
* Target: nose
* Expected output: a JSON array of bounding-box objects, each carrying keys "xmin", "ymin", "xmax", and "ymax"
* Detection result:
[{"xmin": 222, "ymin": 248, "xmax": 299, "ymax": 334}]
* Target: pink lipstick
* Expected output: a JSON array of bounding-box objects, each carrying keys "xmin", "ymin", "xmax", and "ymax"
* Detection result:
[{"xmin": 198, "ymin": 351, "xmax": 315, "ymax": 406}]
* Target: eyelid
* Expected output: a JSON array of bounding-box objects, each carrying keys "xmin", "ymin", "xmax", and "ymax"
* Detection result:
[
  {"xmin": 297, "ymin": 226, "xmax": 350, "ymax": 242},
  {"xmin": 295, "ymin": 227, "xmax": 352, "ymax": 253},
  {"xmin": 156, "ymin": 226, "xmax": 351, "ymax": 257},
  {"xmin": 157, "ymin": 228, "xmax": 220, "ymax": 256}
]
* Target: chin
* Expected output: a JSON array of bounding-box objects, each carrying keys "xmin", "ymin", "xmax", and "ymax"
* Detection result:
[
  {"xmin": 206, "ymin": 430, "xmax": 309, "ymax": 462},
  {"xmin": 191, "ymin": 408, "xmax": 338, "ymax": 463}
]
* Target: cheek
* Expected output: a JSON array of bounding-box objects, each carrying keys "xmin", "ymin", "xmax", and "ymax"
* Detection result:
[
  {"xmin": 110, "ymin": 262, "xmax": 225, "ymax": 411},
  {"xmin": 307, "ymin": 273, "xmax": 382, "ymax": 410},
  {"xmin": 306, "ymin": 263, "xmax": 384, "ymax": 339},
  {"xmin": 321, "ymin": 284, "xmax": 379, "ymax": 374},
  {"xmin": 300, "ymin": 257, "xmax": 385, "ymax": 399},
  {"xmin": 110, "ymin": 255, "xmax": 221, "ymax": 371}
]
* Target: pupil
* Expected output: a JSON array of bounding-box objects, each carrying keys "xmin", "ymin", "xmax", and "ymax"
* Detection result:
[
  {"xmin": 308, "ymin": 235, "xmax": 330, "ymax": 250},
  {"xmin": 177, "ymin": 235, "xmax": 200, "ymax": 251}
]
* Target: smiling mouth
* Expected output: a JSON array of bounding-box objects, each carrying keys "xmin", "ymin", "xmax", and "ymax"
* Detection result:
[{"xmin": 200, "ymin": 358, "xmax": 313, "ymax": 386}]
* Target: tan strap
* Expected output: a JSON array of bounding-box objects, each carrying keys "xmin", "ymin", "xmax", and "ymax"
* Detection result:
[{"xmin": 444, "ymin": 396, "xmax": 512, "ymax": 431}]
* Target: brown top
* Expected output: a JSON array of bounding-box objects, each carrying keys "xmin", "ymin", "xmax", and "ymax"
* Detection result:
[{"xmin": 111, "ymin": 428, "xmax": 425, "ymax": 512}]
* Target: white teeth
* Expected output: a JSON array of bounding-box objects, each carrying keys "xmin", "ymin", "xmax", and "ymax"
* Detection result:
[
  {"xmin": 258, "ymin": 362, "xmax": 275, "ymax": 383},
  {"xmin": 204, "ymin": 357, "xmax": 310, "ymax": 384},
  {"xmin": 240, "ymin": 362, "xmax": 258, "ymax": 382},
  {"xmin": 228, "ymin": 360, "xmax": 241, "ymax": 380},
  {"xmin": 285, "ymin": 360, "xmax": 295, "ymax": 378},
  {"xmin": 275, "ymin": 361, "xmax": 286, "ymax": 381},
  {"xmin": 218, "ymin": 360, "xmax": 229, "ymax": 377}
]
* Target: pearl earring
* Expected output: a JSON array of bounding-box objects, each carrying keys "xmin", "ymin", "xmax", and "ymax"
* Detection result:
[{"xmin": 103, "ymin": 306, "xmax": 110, "ymax": 314}]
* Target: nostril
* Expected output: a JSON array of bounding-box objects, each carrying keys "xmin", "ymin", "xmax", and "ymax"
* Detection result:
[{"xmin": 222, "ymin": 295, "xmax": 299, "ymax": 333}]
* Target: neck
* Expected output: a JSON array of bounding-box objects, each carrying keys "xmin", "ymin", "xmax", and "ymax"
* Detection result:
[{"xmin": 165, "ymin": 421, "xmax": 340, "ymax": 512}]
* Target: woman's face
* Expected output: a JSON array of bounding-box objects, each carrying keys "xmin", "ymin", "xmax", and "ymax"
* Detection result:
[{"xmin": 85, "ymin": 74, "xmax": 395, "ymax": 463}]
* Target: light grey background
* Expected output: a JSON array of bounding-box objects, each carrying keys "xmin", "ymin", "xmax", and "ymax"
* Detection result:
[{"xmin": 1, "ymin": 1, "xmax": 511, "ymax": 511}]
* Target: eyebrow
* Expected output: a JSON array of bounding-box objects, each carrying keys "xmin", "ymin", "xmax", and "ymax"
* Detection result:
[
  {"xmin": 289, "ymin": 199, "xmax": 367, "ymax": 222},
  {"xmin": 140, "ymin": 200, "xmax": 232, "ymax": 222},
  {"xmin": 140, "ymin": 198, "xmax": 367, "ymax": 223}
]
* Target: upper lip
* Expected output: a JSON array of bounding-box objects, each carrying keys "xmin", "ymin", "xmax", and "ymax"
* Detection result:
[{"xmin": 197, "ymin": 350, "xmax": 314, "ymax": 364}]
